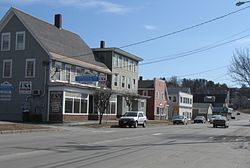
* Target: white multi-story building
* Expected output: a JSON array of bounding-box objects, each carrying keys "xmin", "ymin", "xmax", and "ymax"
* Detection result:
[{"xmin": 168, "ymin": 88, "xmax": 193, "ymax": 120}]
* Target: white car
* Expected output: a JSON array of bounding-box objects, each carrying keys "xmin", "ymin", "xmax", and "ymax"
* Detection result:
[{"xmin": 119, "ymin": 111, "xmax": 147, "ymax": 128}]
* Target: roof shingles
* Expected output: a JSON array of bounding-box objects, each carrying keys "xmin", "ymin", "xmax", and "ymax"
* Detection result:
[{"xmin": 10, "ymin": 7, "xmax": 109, "ymax": 72}]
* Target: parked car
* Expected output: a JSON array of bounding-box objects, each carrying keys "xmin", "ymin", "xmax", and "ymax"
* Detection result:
[
  {"xmin": 194, "ymin": 116, "xmax": 206, "ymax": 124},
  {"xmin": 209, "ymin": 115, "xmax": 222, "ymax": 124},
  {"xmin": 172, "ymin": 115, "xmax": 188, "ymax": 125},
  {"xmin": 119, "ymin": 111, "xmax": 147, "ymax": 128},
  {"xmin": 213, "ymin": 115, "xmax": 229, "ymax": 128}
]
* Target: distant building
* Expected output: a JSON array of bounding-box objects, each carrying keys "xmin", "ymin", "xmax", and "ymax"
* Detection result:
[
  {"xmin": 168, "ymin": 88, "xmax": 193, "ymax": 120},
  {"xmin": 192, "ymin": 103, "xmax": 213, "ymax": 120},
  {"xmin": 193, "ymin": 91, "xmax": 231, "ymax": 117},
  {"xmin": 138, "ymin": 77, "xmax": 169, "ymax": 120}
]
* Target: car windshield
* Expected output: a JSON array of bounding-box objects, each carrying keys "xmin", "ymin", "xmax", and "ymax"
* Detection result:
[
  {"xmin": 212, "ymin": 115, "xmax": 222, "ymax": 119},
  {"xmin": 173, "ymin": 115, "xmax": 184, "ymax": 119},
  {"xmin": 195, "ymin": 116, "xmax": 203, "ymax": 118},
  {"xmin": 124, "ymin": 112, "xmax": 138, "ymax": 117}
]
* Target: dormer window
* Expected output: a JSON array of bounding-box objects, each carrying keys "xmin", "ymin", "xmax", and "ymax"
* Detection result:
[
  {"xmin": 15, "ymin": 31, "xmax": 25, "ymax": 50},
  {"xmin": 1, "ymin": 32, "xmax": 10, "ymax": 51}
]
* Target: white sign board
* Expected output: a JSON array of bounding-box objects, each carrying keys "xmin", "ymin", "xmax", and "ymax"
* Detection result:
[{"xmin": 19, "ymin": 81, "xmax": 32, "ymax": 94}]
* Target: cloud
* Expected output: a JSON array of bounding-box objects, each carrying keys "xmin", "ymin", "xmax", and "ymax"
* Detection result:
[
  {"xmin": 144, "ymin": 24, "xmax": 157, "ymax": 30},
  {"xmin": 62, "ymin": 0, "xmax": 129, "ymax": 14},
  {"xmin": 1, "ymin": 0, "xmax": 130, "ymax": 14},
  {"xmin": 236, "ymin": 37, "xmax": 250, "ymax": 45}
]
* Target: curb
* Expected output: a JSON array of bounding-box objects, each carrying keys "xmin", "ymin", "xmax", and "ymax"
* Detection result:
[{"xmin": 0, "ymin": 128, "xmax": 62, "ymax": 134}]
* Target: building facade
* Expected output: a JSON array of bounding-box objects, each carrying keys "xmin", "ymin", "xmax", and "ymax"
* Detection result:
[
  {"xmin": 0, "ymin": 8, "xmax": 112, "ymax": 122},
  {"xmin": 192, "ymin": 103, "xmax": 213, "ymax": 120},
  {"xmin": 193, "ymin": 91, "xmax": 231, "ymax": 118},
  {"xmin": 138, "ymin": 78, "xmax": 168, "ymax": 120},
  {"xmin": 168, "ymin": 88, "xmax": 193, "ymax": 120},
  {"xmin": 93, "ymin": 42, "xmax": 146, "ymax": 117}
]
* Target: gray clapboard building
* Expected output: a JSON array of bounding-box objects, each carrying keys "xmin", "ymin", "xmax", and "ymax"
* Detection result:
[
  {"xmin": 93, "ymin": 41, "xmax": 147, "ymax": 117},
  {"xmin": 0, "ymin": 7, "xmax": 111, "ymax": 122}
]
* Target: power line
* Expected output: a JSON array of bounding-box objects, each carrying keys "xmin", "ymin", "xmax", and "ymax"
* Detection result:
[
  {"xmin": 140, "ymin": 34, "xmax": 250, "ymax": 66},
  {"xmin": 57, "ymin": 8, "xmax": 250, "ymax": 66},
  {"xmin": 177, "ymin": 65, "xmax": 229, "ymax": 78},
  {"xmin": 119, "ymin": 6, "xmax": 250, "ymax": 49},
  {"xmin": 212, "ymin": 72, "xmax": 231, "ymax": 81},
  {"xmin": 144, "ymin": 28, "xmax": 250, "ymax": 62}
]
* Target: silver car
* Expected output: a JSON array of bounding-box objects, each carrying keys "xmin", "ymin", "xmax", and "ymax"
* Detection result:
[{"xmin": 172, "ymin": 115, "xmax": 188, "ymax": 125}]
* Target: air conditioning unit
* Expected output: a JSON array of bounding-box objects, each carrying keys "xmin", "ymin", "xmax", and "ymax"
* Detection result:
[{"xmin": 32, "ymin": 89, "xmax": 41, "ymax": 96}]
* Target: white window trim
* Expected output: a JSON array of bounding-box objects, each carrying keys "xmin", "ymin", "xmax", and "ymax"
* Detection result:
[
  {"xmin": 54, "ymin": 62, "xmax": 63, "ymax": 81},
  {"xmin": 15, "ymin": 31, "xmax": 25, "ymax": 50},
  {"xmin": 2, "ymin": 59, "xmax": 12, "ymax": 78},
  {"xmin": 25, "ymin": 58, "xmax": 36, "ymax": 78},
  {"xmin": 1, "ymin": 32, "xmax": 11, "ymax": 51},
  {"xmin": 64, "ymin": 96, "xmax": 89, "ymax": 115},
  {"xmin": 65, "ymin": 64, "xmax": 71, "ymax": 83}
]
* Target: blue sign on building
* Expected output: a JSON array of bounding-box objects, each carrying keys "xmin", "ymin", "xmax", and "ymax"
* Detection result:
[
  {"xmin": 0, "ymin": 81, "xmax": 15, "ymax": 92},
  {"xmin": 75, "ymin": 75, "xmax": 99, "ymax": 82}
]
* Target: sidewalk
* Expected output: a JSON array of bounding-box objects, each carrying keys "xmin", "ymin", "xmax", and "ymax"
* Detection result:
[{"xmin": 0, "ymin": 119, "xmax": 171, "ymax": 134}]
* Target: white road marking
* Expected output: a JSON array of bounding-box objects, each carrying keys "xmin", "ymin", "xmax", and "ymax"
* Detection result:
[{"xmin": 152, "ymin": 133, "xmax": 163, "ymax": 136}]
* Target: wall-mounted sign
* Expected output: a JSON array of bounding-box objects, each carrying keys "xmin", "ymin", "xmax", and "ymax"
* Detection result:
[
  {"xmin": 0, "ymin": 81, "xmax": 14, "ymax": 101},
  {"xmin": 49, "ymin": 91, "xmax": 63, "ymax": 113},
  {"xmin": 19, "ymin": 81, "xmax": 32, "ymax": 94},
  {"xmin": 75, "ymin": 75, "xmax": 99, "ymax": 82},
  {"xmin": 0, "ymin": 81, "xmax": 15, "ymax": 93}
]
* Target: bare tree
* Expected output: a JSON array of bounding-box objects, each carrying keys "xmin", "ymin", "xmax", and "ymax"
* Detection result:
[
  {"xmin": 94, "ymin": 88, "xmax": 112, "ymax": 124},
  {"xmin": 229, "ymin": 48, "xmax": 250, "ymax": 87},
  {"xmin": 124, "ymin": 93, "xmax": 137, "ymax": 111}
]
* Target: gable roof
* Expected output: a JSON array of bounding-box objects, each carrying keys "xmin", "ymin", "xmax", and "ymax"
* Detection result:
[
  {"xmin": 193, "ymin": 93, "xmax": 228, "ymax": 103},
  {"xmin": 0, "ymin": 7, "xmax": 110, "ymax": 74},
  {"xmin": 92, "ymin": 47, "xmax": 143, "ymax": 62},
  {"xmin": 138, "ymin": 80, "xmax": 154, "ymax": 89},
  {"xmin": 168, "ymin": 87, "xmax": 191, "ymax": 95},
  {"xmin": 193, "ymin": 103, "xmax": 213, "ymax": 109}
]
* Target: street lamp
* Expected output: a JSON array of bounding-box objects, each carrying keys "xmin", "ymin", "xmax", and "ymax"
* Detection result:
[{"xmin": 236, "ymin": 1, "xmax": 250, "ymax": 6}]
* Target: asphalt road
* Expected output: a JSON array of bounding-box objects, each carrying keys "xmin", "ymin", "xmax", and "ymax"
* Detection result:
[{"xmin": 0, "ymin": 113, "xmax": 249, "ymax": 168}]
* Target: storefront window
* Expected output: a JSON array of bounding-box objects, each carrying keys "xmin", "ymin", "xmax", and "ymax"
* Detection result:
[
  {"xmin": 65, "ymin": 98, "xmax": 73, "ymax": 113},
  {"xmin": 64, "ymin": 92, "xmax": 88, "ymax": 114},
  {"xmin": 81, "ymin": 99, "xmax": 87, "ymax": 113},
  {"xmin": 110, "ymin": 102, "xmax": 116, "ymax": 114},
  {"xmin": 74, "ymin": 99, "xmax": 80, "ymax": 113}
]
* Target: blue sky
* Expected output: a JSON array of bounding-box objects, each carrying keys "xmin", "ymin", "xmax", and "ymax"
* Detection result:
[{"xmin": 1, "ymin": 0, "xmax": 250, "ymax": 87}]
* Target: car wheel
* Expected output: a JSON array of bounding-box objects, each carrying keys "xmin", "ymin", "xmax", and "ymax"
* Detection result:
[
  {"xmin": 134, "ymin": 121, "xmax": 138, "ymax": 128},
  {"xmin": 143, "ymin": 121, "xmax": 146, "ymax": 128}
]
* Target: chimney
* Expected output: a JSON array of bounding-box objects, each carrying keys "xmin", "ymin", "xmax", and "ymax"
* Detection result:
[
  {"xmin": 139, "ymin": 76, "xmax": 143, "ymax": 81},
  {"xmin": 54, "ymin": 14, "xmax": 62, "ymax": 29},
  {"xmin": 100, "ymin": 41, "xmax": 105, "ymax": 48}
]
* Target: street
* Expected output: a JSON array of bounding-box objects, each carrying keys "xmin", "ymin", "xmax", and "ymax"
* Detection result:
[{"xmin": 0, "ymin": 113, "xmax": 249, "ymax": 168}]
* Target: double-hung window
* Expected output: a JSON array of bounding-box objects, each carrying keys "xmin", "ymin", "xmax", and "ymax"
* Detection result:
[
  {"xmin": 15, "ymin": 31, "xmax": 25, "ymax": 50},
  {"xmin": 25, "ymin": 59, "xmax": 35, "ymax": 78},
  {"xmin": 113, "ymin": 74, "xmax": 118, "ymax": 86},
  {"xmin": 2, "ymin": 59, "xmax": 12, "ymax": 78},
  {"xmin": 65, "ymin": 65, "xmax": 71, "ymax": 82},
  {"xmin": 54, "ymin": 62, "xmax": 62, "ymax": 81},
  {"xmin": 1, "ymin": 33, "xmax": 11, "ymax": 51}
]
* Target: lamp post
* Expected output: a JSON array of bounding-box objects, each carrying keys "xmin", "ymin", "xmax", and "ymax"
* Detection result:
[{"xmin": 236, "ymin": 1, "xmax": 250, "ymax": 6}]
